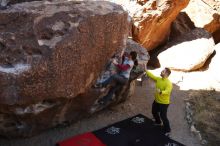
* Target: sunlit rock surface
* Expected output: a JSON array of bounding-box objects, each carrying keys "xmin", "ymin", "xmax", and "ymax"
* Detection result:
[
  {"xmin": 103, "ymin": 0, "xmax": 190, "ymax": 50},
  {"xmin": 158, "ymin": 28, "xmax": 215, "ymax": 71},
  {"xmin": 183, "ymin": 0, "xmax": 220, "ymax": 43},
  {"xmin": 0, "ymin": 0, "xmax": 129, "ymax": 137},
  {"xmin": 130, "ymin": 0, "xmax": 190, "ymax": 50}
]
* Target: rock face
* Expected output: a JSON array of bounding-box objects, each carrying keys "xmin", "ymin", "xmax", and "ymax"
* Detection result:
[
  {"xmin": 170, "ymin": 12, "xmax": 196, "ymax": 40},
  {"xmin": 126, "ymin": 38, "xmax": 150, "ymax": 66},
  {"xmin": 183, "ymin": 0, "xmax": 220, "ymax": 43},
  {"xmin": 158, "ymin": 28, "xmax": 215, "ymax": 71},
  {"xmin": 0, "ymin": 0, "xmax": 9, "ymax": 7},
  {"xmin": 90, "ymin": 38, "xmax": 149, "ymax": 113},
  {"xmin": 0, "ymin": 0, "xmax": 129, "ymax": 137},
  {"xmin": 0, "ymin": 0, "xmax": 41, "ymax": 7},
  {"xmin": 130, "ymin": 0, "xmax": 190, "ymax": 50}
]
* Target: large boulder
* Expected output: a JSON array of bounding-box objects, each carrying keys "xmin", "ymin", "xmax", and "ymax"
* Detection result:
[
  {"xmin": 0, "ymin": 0, "xmax": 129, "ymax": 137},
  {"xmin": 158, "ymin": 28, "xmax": 215, "ymax": 71},
  {"xmin": 130, "ymin": 0, "xmax": 190, "ymax": 50},
  {"xmin": 183, "ymin": 0, "xmax": 220, "ymax": 43}
]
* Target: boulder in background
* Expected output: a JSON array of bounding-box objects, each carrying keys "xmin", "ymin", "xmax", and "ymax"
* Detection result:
[
  {"xmin": 158, "ymin": 28, "xmax": 215, "ymax": 71},
  {"xmin": 183, "ymin": 0, "xmax": 220, "ymax": 43},
  {"xmin": 131, "ymin": 0, "xmax": 190, "ymax": 50},
  {"xmin": 170, "ymin": 12, "xmax": 196, "ymax": 40}
]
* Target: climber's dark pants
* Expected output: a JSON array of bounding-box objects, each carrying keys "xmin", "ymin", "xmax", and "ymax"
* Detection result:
[
  {"xmin": 101, "ymin": 74, "xmax": 128, "ymax": 102},
  {"xmin": 152, "ymin": 101, "xmax": 171, "ymax": 133}
]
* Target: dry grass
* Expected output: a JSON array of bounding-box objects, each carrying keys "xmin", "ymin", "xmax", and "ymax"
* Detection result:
[{"xmin": 188, "ymin": 90, "xmax": 220, "ymax": 146}]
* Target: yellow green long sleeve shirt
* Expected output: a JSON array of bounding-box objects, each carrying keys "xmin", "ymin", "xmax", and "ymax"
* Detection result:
[{"xmin": 146, "ymin": 71, "xmax": 173, "ymax": 104}]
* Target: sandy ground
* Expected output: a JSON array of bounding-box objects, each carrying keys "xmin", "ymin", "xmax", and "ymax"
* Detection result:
[{"xmin": 0, "ymin": 69, "xmax": 204, "ymax": 146}]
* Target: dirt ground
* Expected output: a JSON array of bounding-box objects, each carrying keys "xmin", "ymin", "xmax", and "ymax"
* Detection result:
[
  {"xmin": 1, "ymin": 68, "xmax": 219, "ymax": 146},
  {"xmin": 186, "ymin": 90, "xmax": 220, "ymax": 146}
]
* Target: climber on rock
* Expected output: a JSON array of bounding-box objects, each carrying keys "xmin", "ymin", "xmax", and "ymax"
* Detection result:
[{"xmin": 94, "ymin": 51, "xmax": 138, "ymax": 105}]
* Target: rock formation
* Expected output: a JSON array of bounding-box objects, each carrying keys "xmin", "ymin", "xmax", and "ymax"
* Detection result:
[
  {"xmin": 169, "ymin": 12, "xmax": 196, "ymax": 40},
  {"xmin": 183, "ymin": 0, "xmax": 220, "ymax": 43},
  {"xmin": 158, "ymin": 28, "xmax": 215, "ymax": 71},
  {"xmin": 0, "ymin": 0, "xmax": 42, "ymax": 7},
  {"xmin": 131, "ymin": 0, "xmax": 190, "ymax": 50},
  {"xmin": 0, "ymin": 0, "xmax": 130, "ymax": 137},
  {"xmin": 90, "ymin": 38, "xmax": 149, "ymax": 113},
  {"xmin": 126, "ymin": 38, "xmax": 150, "ymax": 67},
  {"xmin": 104, "ymin": 0, "xmax": 190, "ymax": 50}
]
